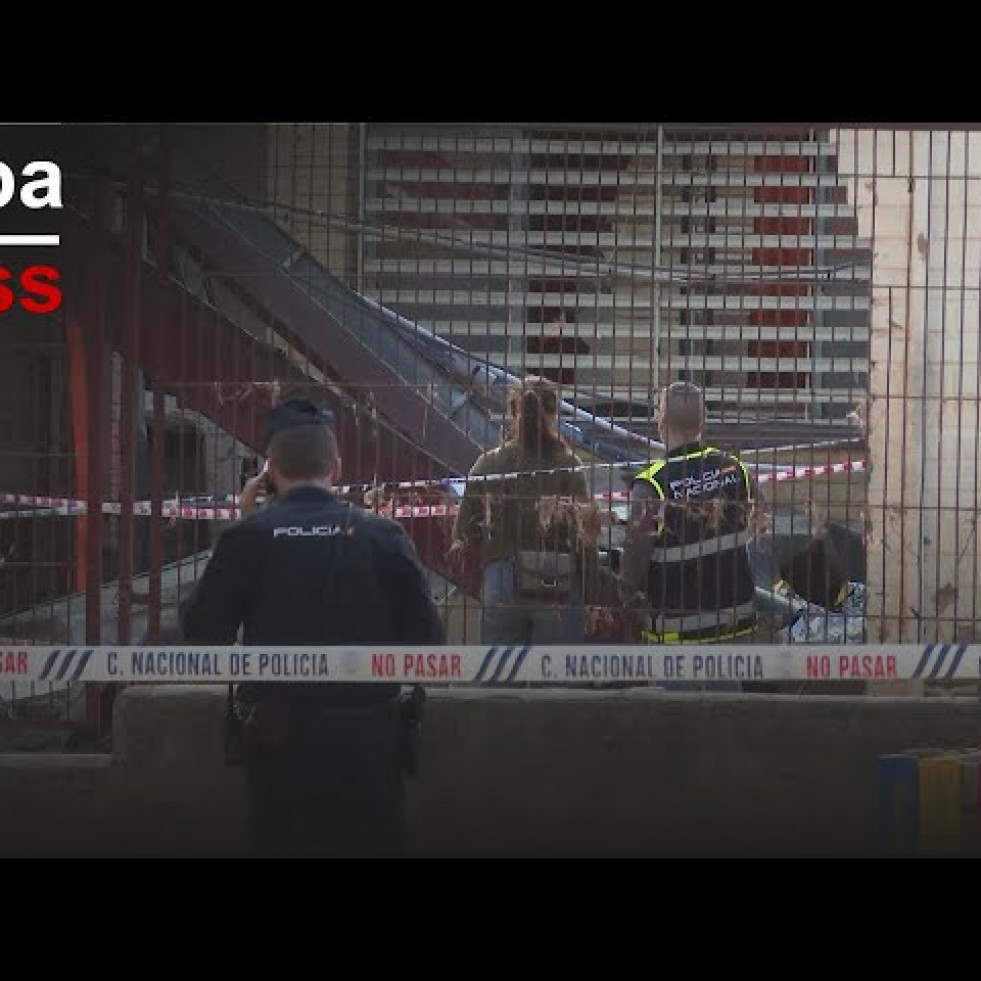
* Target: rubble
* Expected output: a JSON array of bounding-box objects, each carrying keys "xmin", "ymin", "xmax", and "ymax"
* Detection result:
[{"xmin": 782, "ymin": 581, "xmax": 867, "ymax": 644}]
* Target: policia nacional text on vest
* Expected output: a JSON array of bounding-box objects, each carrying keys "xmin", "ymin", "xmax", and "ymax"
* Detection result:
[{"xmin": 633, "ymin": 442, "xmax": 757, "ymax": 643}]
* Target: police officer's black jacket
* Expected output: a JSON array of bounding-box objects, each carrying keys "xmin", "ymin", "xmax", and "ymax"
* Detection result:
[{"xmin": 182, "ymin": 485, "xmax": 445, "ymax": 706}]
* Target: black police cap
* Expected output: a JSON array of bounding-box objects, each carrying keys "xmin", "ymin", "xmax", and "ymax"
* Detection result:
[{"xmin": 264, "ymin": 398, "xmax": 335, "ymax": 448}]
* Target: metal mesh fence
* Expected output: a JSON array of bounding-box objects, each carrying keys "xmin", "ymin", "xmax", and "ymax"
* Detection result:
[{"xmin": 2, "ymin": 122, "xmax": 980, "ymax": 739}]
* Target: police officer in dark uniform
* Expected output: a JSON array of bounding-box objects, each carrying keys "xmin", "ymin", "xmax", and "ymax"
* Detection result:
[
  {"xmin": 181, "ymin": 399, "xmax": 444, "ymax": 857},
  {"xmin": 619, "ymin": 382, "xmax": 759, "ymax": 687}
]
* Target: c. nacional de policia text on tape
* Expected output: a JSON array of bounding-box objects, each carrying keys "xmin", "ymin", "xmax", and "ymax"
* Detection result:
[{"xmin": 0, "ymin": 643, "xmax": 975, "ymax": 686}]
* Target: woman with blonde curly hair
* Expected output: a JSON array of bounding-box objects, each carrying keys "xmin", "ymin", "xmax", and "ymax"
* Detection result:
[{"xmin": 449, "ymin": 375, "xmax": 597, "ymax": 645}]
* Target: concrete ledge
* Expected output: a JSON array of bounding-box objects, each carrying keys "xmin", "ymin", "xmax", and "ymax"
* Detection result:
[
  {"xmin": 0, "ymin": 753, "xmax": 122, "ymax": 857},
  {"xmin": 2, "ymin": 685, "xmax": 980, "ymax": 856},
  {"xmin": 0, "ymin": 754, "xmax": 112, "ymax": 770},
  {"xmin": 410, "ymin": 690, "xmax": 981, "ymax": 856},
  {"xmin": 113, "ymin": 684, "xmax": 230, "ymax": 770},
  {"xmin": 0, "ymin": 687, "xmax": 248, "ymax": 858}
]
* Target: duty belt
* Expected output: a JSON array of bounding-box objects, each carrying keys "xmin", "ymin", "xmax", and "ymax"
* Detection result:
[{"xmin": 643, "ymin": 600, "xmax": 757, "ymax": 644}]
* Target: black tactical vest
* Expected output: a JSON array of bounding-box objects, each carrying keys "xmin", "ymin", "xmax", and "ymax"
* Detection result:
[{"xmin": 633, "ymin": 443, "xmax": 757, "ymax": 642}]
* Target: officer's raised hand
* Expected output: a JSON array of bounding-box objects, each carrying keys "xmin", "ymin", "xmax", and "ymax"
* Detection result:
[{"xmin": 239, "ymin": 466, "xmax": 274, "ymax": 519}]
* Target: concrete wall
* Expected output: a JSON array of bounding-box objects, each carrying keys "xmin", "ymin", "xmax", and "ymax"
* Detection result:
[
  {"xmin": 2, "ymin": 685, "xmax": 981, "ymax": 857},
  {"xmin": 837, "ymin": 129, "xmax": 981, "ymax": 645}
]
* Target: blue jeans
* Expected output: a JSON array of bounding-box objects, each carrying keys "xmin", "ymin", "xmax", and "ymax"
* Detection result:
[{"xmin": 481, "ymin": 557, "xmax": 585, "ymax": 645}]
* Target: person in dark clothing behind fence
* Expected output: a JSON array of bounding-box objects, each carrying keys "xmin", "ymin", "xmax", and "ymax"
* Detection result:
[
  {"xmin": 619, "ymin": 381, "xmax": 759, "ymax": 690},
  {"xmin": 181, "ymin": 398, "xmax": 444, "ymax": 858}
]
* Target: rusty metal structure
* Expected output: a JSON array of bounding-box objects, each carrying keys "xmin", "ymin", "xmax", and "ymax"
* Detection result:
[{"xmin": 1, "ymin": 123, "xmax": 978, "ymax": 744}]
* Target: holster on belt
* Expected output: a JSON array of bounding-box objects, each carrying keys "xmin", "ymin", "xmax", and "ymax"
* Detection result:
[
  {"xmin": 226, "ymin": 693, "xmax": 298, "ymax": 764},
  {"xmin": 396, "ymin": 685, "xmax": 426, "ymax": 777},
  {"xmin": 225, "ymin": 686, "xmax": 246, "ymax": 766},
  {"xmin": 226, "ymin": 688, "xmax": 427, "ymax": 773}
]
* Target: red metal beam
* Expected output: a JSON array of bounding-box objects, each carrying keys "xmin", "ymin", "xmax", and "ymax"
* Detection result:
[
  {"xmin": 147, "ymin": 127, "xmax": 171, "ymax": 642},
  {"xmin": 116, "ymin": 133, "xmax": 143, "ymax": 645},
  {"xmin": 64, "ymin": 271, "xmax": 88, "ymax": 595}
]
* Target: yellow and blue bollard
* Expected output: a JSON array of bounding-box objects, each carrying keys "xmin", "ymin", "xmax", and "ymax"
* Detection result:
[
  {"xmin": 878, "ymin": 754, "xmax": 918, "ymax": 856},
  {"xmin": 918, "ymin": 756, "xmax": 961, "ymax": 856},
  {"xmin": 879, "ymin": 749, "xmax": 981, "ymax": 857}
]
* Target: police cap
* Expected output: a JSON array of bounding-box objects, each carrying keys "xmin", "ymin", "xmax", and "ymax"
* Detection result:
[{"xmin": 264, "ymin": 398, "xmax": 335, "ymax": 449}]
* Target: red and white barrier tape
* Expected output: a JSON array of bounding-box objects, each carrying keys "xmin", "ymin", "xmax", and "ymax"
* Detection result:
[
  {"xmin": 0, "ymin": 496, "xmax": 451, "ymax": 522},
  {"xmin": 0, "ymin": 459, "xmax": 867, "ymax": 522},
  {"xmin": 761, "ymin": 459, "xmax": 867, "ymax": 484},
  {"xmin": 324, "ymin": 442, "xmax": 867, "ymax": 496},
  {"xmin": 0, "ymin": 495, "xmax": 241, "ymax": 521},
  {"xmin": 0, "ymin": 441, "xmax": 869, "ymax": 518},
  {"xmin": 588, "ymin": 459, "xmax": 867, "ymax": 502},
  {"xmin": 740, "ymin": 436, "xmax": 866, "ymax": 459}
]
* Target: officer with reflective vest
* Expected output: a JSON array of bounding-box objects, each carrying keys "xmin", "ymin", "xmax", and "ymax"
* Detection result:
[
  {"xmin": 182, "ymin": 398, "xmax": 442, "ymax": 857},
  {"xmin": 619, "ymin": 381, "xmax": 758, "ymax": 645}
]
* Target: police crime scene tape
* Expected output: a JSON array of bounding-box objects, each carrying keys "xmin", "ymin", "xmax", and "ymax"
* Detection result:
[
  {"xmin": 0, "ymin": 459, "xmax": 868, "ymax": 522},
  {"xmin": 0, "ymin": 641, "xmax": 975, "ymax": 686}
]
